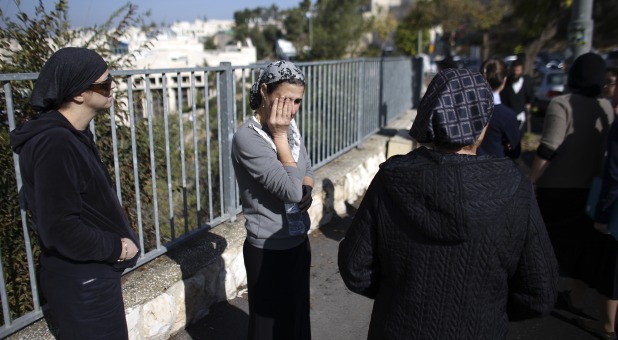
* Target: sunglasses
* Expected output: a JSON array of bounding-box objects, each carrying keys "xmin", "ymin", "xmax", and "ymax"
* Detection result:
[{"xmin": 87, "ymin": 74, "xmax": 114, "ymax": 97}]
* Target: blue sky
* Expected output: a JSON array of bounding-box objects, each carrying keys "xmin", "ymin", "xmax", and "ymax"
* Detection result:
[{"xmin": 1, "ymin": 0, "xmax": 306, "ymax": 27}]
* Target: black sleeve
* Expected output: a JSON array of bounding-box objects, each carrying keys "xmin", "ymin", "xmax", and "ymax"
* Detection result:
[
  {"xmin": 507, "ymin": 189, "xmax": 559, "ymax": 320},
  {"xmin": 338, "ymin": 173, "xmax": 383, "ymax": 299}
]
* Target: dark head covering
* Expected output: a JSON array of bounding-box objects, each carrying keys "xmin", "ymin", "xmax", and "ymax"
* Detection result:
[
  {"xmin": 249, "ymin": 60, "xmax": 305, "ymax": 110},
  {"xmin": 30, "ymin": 47, "xmax": 108, "ymax": 112},
  {"xmin": 567, "ymin": 52, "xmax": 606, "ymax": 98},
  {"xmin": 437, "ymin": 56, "xmax": 459, "ymax": 71},
  {"xmin": 409, "ymin": 68, "xmax": 494, "ymax": 147}
]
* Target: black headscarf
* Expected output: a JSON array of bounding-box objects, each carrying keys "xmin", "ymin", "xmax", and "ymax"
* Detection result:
[
  {"xmin": 567, "ymin": 52, "xmax": 606, "ymax": 98},
  {"xmin": 30, "ymin": 47, "xmax": 108, "ymax": 112},
  {"xmin": 409, "ymin": 68, "xmax": 494, "ymax": 147}
]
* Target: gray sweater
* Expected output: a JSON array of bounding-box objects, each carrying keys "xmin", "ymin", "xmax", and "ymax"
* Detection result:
[{"xmin": 232, "ymin": 118, "xmax": 314, "ymax": 250}]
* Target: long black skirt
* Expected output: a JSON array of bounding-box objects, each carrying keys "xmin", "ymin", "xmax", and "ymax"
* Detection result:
[
  {"xmin": 40, "ymin": 267, "xmax": 128, "ymax": 340},
  {"xmin": 243, "ymin": 238, "xmax": 311, "ymax": 340},
  {"xmin": 537, "ymin": 188, "xmax": 618, "ymax": 299}
]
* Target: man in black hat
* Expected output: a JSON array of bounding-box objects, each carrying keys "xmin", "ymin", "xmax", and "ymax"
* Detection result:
[
  {"xmin": 501, "ymin": 59, "xmax": 534, "ymax": 128},
  {"xmin": 10, "ymin": 47, "xmax": 139, "ymax": 339}
]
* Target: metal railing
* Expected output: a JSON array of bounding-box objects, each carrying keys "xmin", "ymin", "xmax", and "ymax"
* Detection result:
[{"xmin": 0, "ymin": 56, "xmax": 419, "ymax": 337}]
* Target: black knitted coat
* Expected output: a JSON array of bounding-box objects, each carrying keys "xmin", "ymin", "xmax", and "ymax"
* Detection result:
[{"xmin": 338, "ymin": 147, "xmax": 558, "ymax": 340}]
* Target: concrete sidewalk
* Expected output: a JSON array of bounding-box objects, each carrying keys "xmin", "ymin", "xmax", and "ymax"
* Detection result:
[
  {"xmin": 171, "ymin": 112, "xmax": 604, "ymax": 340},
  {"xmin": 171, "ymin": 200, "xmax": 603, "ymax": 340}
]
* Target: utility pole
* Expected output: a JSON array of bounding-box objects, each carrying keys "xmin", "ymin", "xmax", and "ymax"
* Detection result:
[
  {"xmin": 567, "ymin": 0, "xmax": 594, "ymax": 60},
  {"xmin": 306, "ymin": 7, "xmax": 314, "ymax": 50}
]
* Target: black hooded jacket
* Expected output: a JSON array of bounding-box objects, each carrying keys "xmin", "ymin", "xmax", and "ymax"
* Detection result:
[
  {"xmin": 338, "ymin": 147, "xmax": 558, "ymax": 339},
  {"xmin": 10, "ymin": 111, "xmax": 139, "ymax": 277}
]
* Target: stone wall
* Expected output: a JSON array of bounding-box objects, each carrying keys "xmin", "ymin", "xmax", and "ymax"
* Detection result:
[{"xmin": 8, "ymin": 110, "xmax": 415, "ymax": 340}]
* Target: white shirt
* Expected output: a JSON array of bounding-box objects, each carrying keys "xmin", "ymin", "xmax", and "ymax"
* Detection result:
[{"xmin": 512, "ymin": 77, "xmax": 523, "ymax": 94}]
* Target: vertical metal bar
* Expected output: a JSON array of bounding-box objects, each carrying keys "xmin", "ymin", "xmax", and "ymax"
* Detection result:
[
  {"xmin": 191, "ymin": 72, "xmax": 202, "ymax": 229},
  {"xmin": 109, "ymin": 95, "xmax": 122, "ymax": 203},
  {"xmin": 205, "ymin": 71, "xmax": 214, "ymax": 222},
  {"xmin": 312, "ymin": 65, "xmax": 317, "ymax": 164},
  {"xmin": 145, "ymin": 75, "xmax": 161, "ymax": 250},
  {"xmin": 242, "ymin": 68, "xmax": 247, "ymax": 122},
  {"xmin": 337, "ymin": 63, "xmax": 343, "ymax": 150},
  {"xmin": 303, "ymin": 66, "xmax": 312, "ymax": 157},
  {"xmin": 219, "ymin": 62, "xmax": 237, "ymax": 221},
  {"xmin": 127, "ymin": 78, "xmax": 146, "ymax": 253},
  {"xmin": 342, "ymin": 63, "xmax": 348, "ymax": 148},
  {"xmin": 177, "ymin": 73, "xmax": 189, "ymax": 235},
  {"xmin": 328, "ymin": 64, "xmax": 334, "ymax": 158},
  {"xmin": 161, "ymin": 74, "xmax": 175, "ymax": 241},
  {"xmin": 5, "ymin": 81, "xmax": 40, "ymax": 324},
  {"xmin": 300, "ymin": 66, "xmax": 306, "ymax": 135},
  {"xmin": 318, "ymin": 64, "xmax": 324, "ymax": 163},
  {"xmin": 355, "ymin": 59, "xmax": 366, "ymax": 144},
  {"xmin": 216, "ymin": 73, "xmax": 224, "ymax": 218}
]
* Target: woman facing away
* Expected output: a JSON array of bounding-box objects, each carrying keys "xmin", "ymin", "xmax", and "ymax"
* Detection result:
[
  {"xmin": 231, "ymin": 60, "xmax": 314, "ymax": 340},
  {"xmin": 477, "ymin": 57, "xmax": 521, "ymax": 159},
  {"xmin": 338, "ymin": 68, "xmax": 558, "ymax": 340},
  {"xmin": 529, "ymin": 52, "xmax": 617, "ymax": 340}
]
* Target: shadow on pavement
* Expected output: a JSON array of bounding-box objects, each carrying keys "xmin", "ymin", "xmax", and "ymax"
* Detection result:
[
  {"xmin": 181, "ymin": 299, "xmax": 249, "ymax": 340},
  {"xmin": 318, "ymin": 201, "xmax": 359, "ymax": 242}
]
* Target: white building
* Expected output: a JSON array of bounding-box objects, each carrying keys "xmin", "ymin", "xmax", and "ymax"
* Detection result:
[
  {"xmin": 169, "ymin": 19, "xmax": 234, "ymax": 39},
  {"xmin": 365, "ymin": 0, "xmax": 415, "ymax": 18},
  {"xmin": 100, "ymin": 20, "xmax": 257, "ymax": 119}
]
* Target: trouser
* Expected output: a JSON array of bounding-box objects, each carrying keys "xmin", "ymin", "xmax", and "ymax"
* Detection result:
[
  {"xmin": 244, "ymin": 238, "xmax": 312, "ymax": 340},
  {"xmin": 41, "ymin": 267, "xmax": 128, "ymax": 340}
]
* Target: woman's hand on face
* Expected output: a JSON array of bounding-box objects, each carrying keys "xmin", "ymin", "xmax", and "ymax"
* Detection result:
[{"xmin": 268, "ymin": 97, "xmax": 293, "ymax": 138}]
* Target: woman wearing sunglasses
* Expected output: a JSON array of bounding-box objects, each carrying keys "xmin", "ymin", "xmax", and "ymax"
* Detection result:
[{"xmin": 10, "ymin": 47, "xmax": 139, "ymax": 339}]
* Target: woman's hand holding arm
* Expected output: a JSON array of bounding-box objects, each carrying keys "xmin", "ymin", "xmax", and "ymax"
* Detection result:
[{"xmin": 299, "ymin": 176, "xmax": 314, "ymax": 211}]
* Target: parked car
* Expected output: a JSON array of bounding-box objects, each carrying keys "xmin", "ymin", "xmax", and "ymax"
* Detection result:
[
  {"xmin": 535, "ymin": 51, "xmax": 566, "ymax": 71},
  {"xmin": 532, "ymin": 69, "xmax": 566, "ymax": 116}
]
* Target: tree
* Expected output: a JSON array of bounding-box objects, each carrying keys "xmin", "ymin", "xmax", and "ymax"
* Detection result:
[
  {"xmin": 233, "ymin": 6, "xmax": 282, "ymax": 60},
  {"xmin": 494, "ymin": 0, "xmax": 571, "ymax": 74},
  {"xmin": 373, "ymin": 7, "xmax": 398, "ymax": 52},
  {"xmin": 311, "ymin": 0, "xmax": 370, "ymax": 60},
  {"xmin": 591, "ymin": 0, "xmax": 618, "ymax": 51},
  {"xmin": 282, "ymin": 0, "xmax": 313, "ymax": 58},
  {"xmin": 397, "ymin": 0, "xmax": 508, "ymax": 59}
]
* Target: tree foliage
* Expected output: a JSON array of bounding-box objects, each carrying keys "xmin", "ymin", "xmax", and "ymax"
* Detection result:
[
  {"xmin": 396, "ymin": 0, "xmax": 508, "ymax": 58},
  {"xmin": 233, "ymin": 6, "xmax": 282, "ymax": 60},
  {"xmin": 373, "ymin": 8, "xmax": 398, "ymax": 51},
  {"xmin": 282, "ymin": 0, "xmax": 312, "ymax": 59},
  {"xmin": 311, "ymin": 0, "xmax": 370, "ymax": 60}
]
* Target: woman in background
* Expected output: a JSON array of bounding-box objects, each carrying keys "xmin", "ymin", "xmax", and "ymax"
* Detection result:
[
  {"xmin": 477, "ymin": 57, "xmax": 521, "ymax": 159},
  {"xmin": 529, "ymin": 52, "xmax": 616, "ymax": 339}
]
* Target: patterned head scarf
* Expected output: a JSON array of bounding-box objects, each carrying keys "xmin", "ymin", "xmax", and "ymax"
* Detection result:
[
  {"xmin": 409, "ymin": 68, "xmax": 494, "ymax": 147},
  {"xmin": 249, "ymin": 60, "xmax": 305, "ymax": 110},
  {"xmin": 30, "ymin": 47, "xmax": 108, "ymax": 112}
]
